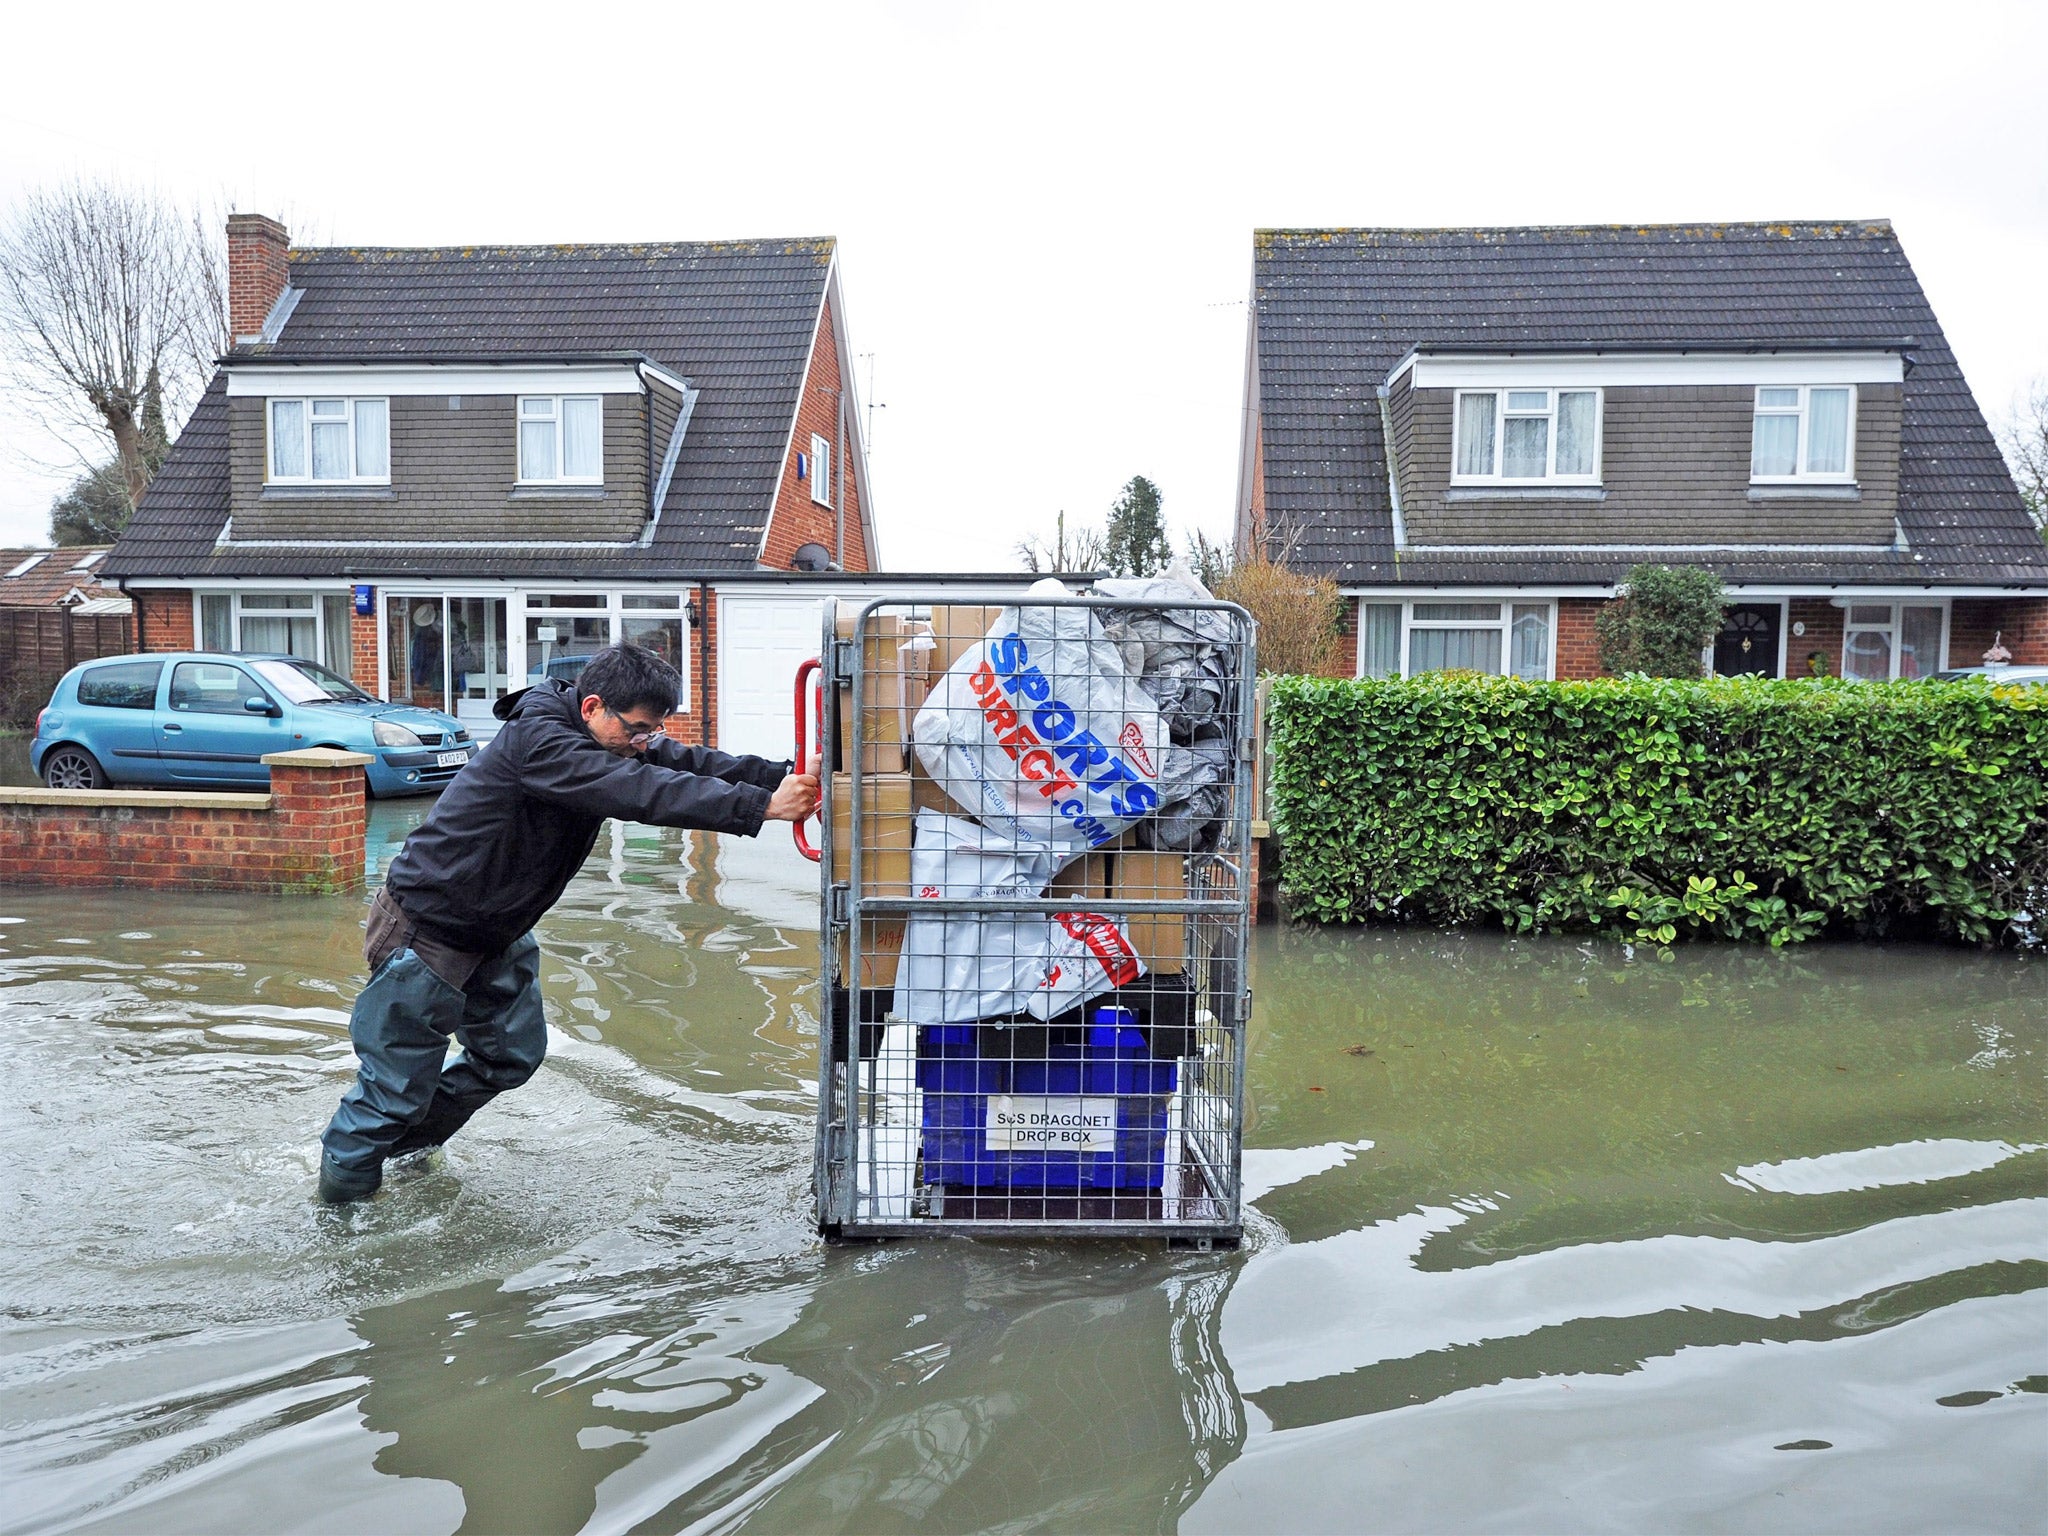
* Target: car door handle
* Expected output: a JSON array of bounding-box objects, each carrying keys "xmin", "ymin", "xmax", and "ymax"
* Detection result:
[{"xmin": 164, "ymin": 723, "xmax": 182, "ymax": 732}]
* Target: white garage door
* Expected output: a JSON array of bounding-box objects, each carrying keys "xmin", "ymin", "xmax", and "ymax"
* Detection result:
[{"xmin": 717, "ymin": 593, "xmax": 830, "ymax": 759}]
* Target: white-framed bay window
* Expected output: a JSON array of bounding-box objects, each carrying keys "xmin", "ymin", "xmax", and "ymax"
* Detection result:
[
  {"xmin": 1453, "ymin": 389, "xmax": 1602, "ymax": 484},
  {"xmin": 197, "ymin": 589, "xmax": 353, "ymax": 676},
  {"xmin": 1841, "ymin": 601, "xmax": 1946, "ymax": 681},
  {"xmin": 1751, "ymin": 385, "xmax": 1855, "ymax": 482},
  {"xmin": 517, "ymin": 395, "xmax": 604, "ymax": 484},
  {"xmin": 267, "ymin": 397, "xmax": 389, "ymax": 483},
  {"xmin": 1359, "ymin": 600, "xmax": 1555, "ymax": 681}
]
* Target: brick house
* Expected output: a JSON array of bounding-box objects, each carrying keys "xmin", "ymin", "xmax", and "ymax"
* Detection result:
[
  {"xmin": 105, "ymin": 215, "xmax": 886, "ymax": 753},
  {"xmin": 1236, "ymin": 222, "xmax": 2048, "ymax": 680}
]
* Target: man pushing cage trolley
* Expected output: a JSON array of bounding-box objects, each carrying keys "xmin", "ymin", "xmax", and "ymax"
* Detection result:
[{"xmin": 798, "ymin": 578, "xmax": 1256, "ymax": 1247}]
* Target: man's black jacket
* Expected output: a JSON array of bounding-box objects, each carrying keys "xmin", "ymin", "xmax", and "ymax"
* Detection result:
[{"xmin": 385, "ymin": 680, "xmax": 790, "ymax": 955}]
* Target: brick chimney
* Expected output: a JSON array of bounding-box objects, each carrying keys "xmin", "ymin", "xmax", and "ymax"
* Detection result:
[{"xmin": 226, "ymin": 213, "xmax": 291, "ymax": 345}]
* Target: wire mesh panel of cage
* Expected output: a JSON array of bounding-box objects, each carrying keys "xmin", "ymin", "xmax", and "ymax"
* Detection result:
[{"xmin": 808, "ymin": 590, "xmax": 1255, "ymax": 1246}]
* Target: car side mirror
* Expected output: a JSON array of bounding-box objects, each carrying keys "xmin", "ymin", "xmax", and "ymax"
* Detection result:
[{"xmin": 245, "ymin": 696, "xmax": 281, "ymax": 716}]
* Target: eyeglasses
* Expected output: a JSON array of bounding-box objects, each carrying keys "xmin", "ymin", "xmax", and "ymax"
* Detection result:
[{"xmin": 606, "ymin": 707, "xmax": 666, "ymax": 747}]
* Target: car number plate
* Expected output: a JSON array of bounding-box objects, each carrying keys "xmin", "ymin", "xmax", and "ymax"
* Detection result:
[{"xmin": 435, "ymin": 750, "xmax": 469, "ymax": 768}]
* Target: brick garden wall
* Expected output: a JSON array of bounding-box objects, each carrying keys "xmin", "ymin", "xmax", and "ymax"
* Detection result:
[{"xmin": 0, "ymin": 749, "xmax": 369, "ymax": 894}]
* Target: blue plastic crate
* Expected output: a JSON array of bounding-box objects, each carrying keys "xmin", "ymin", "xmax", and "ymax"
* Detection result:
[{"xmin": 915, "ymin": 1012, "xmax": 1178, "ymax": 1189}]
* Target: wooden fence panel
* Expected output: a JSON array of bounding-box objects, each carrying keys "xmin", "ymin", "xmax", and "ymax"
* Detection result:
[{"xmin": 0, "ymin": 608, "xmax": 136, "ymax": 722}]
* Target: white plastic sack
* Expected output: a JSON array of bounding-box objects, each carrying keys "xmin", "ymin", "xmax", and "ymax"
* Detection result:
[
  {"xmin": 913, "ymin": 585, "xmax": 1166, "ymax": 851},
  {"xmin": 900, "ymin": 810, "xmax": 1145, "ymax": 1023}
]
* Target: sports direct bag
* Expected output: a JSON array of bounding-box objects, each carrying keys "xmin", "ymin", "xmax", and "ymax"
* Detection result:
[
  {"xmin": 913, "ymin": 590, "xmax": 1166, "ymax": 851},
  {"xmin": 900, "ymin": 810, "xmax": 1145, "ymax": 1024}
]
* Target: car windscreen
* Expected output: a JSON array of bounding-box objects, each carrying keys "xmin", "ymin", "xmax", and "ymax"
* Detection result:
[{"xmin": 250, "ymin": 659, "xmax": 372, "ymax": 704}]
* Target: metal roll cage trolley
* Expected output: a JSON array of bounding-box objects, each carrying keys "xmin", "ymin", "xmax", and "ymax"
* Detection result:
[{"xmin": 797, "ymin": 592, "xmax": 1256, "ymax": 1248}]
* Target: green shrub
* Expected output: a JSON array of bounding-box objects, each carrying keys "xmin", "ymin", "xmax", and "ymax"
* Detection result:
[
  {"xmin": 1595, "ymin": 564, "xmax": 1727, "ymax": 678},
  {"xmin": 1266, "ymin": 673, "xmax": 2048, "ymax": 947}
]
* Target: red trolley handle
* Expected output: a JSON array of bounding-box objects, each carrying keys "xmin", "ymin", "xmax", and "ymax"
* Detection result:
[{"xmin": 793, "ymin": 656, "xmax": 823, "ymax": 862}]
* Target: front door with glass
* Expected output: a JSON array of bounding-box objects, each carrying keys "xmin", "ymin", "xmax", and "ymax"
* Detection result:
[
  {"xmin": 1715, "ymin": 604, "xmax": 1781, "ymax": 677},
  {"xmin": 386, "ymin": 595, "xmax": 510, "ymax": 733}
]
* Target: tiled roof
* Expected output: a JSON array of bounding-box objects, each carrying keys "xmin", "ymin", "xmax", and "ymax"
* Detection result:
[
  {"xmin": 105, "ymin": 239, "xmax": 834, "ymax": 579},
  {"xmin": 1251, "ymin": 221, "xmax": 2048, "ymax": 587},
  {"xmin": 0, "ymin": 546, "xmax": 119, "ymax": 606}
]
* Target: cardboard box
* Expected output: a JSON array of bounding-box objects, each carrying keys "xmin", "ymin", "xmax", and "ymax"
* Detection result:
[
  {"xmin": 830, "ymin": 609, "xmax": 939, "ymax": 775},
  {"xmin": 829, "ymin": 772, "xmax": 914, "ymax": 896},
  {"xmin": 926, "ymin": 604, "xmax": 1004, "ymax": 674},
  {"xmin": 836, "ymin": 918, "xmax": 906, "ymax": 990},
  {"xmin": 1046, "ymin": 851, "xmax": 1110, "ymax": 901},
  {"xmin": 832, "ymin": 609, "xmax": 911, "ymax": 774},
  {"xmin": 1111, "ymin": 848, "xmax": 1188, "ymax": 973},
  {"xmin": 909, "ymin": 760, "xmax": 952, "ymax": 816}
]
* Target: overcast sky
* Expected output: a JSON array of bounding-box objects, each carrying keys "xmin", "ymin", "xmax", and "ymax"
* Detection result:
[{"xmin": 1, "ymin": 1, "xmax": 2043, "ymax": 566}]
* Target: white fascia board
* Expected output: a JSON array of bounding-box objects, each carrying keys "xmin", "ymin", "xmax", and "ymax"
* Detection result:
[
  {"xmin": 225, "ymin": 363, "xmax": 647, "ymax": 397},
  {"xmin": 636, "ymin": 360, "xmax": 691, "ymax": 397},
  {"xmin": 824, "ymin": 258, "xmax": 883, "ymax": 570},
  {"xmin": 1409, "ymin": 352, "xmax": 1904, "ymax": 389}
]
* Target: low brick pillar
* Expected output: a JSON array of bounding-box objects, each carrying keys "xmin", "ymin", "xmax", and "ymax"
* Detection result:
[
  {"xmin": 262, "ymin": 748, "xmax": 373, "ymax": 891},
  {"xmin": 0, "ymin": 748, "xmax": 370, "ymax": 895}
]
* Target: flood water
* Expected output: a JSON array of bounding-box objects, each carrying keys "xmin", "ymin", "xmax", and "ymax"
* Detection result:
[{"xmin": 1, "ymin": 790, "xmax": 2044, "ymax": 1534}]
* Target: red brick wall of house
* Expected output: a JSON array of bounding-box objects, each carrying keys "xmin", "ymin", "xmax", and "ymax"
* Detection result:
[
  {"xmin": 135, "ymin": 589, "xmax": 195, "ymax": 651},
  {"xmin": 1949, "ymin": 598, "xmax": 2048, "ymax": 668},
  {"xmin": 349, "ymin": 610, "xmax": 380, "ymax": 692},
  {"xmin": 0, "ymin": 753, "xmax": 366, "ymax": 894},
  {"xmin": 659, "ymin": 598, "xmax": 718, "ymax": 747},
  {"xmin": 1787, "ymin": 598, "xmax": 1845, "ymax": 677},
  {"xmin": 762, "ymin": 298, "xmax": 870, "ymax": 575},
  {"xmin": 1555, "ymin": 599, "xmax": 1605, "ymax": 679}
]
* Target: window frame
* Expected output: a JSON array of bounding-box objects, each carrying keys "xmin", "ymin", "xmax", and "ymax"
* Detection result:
[
  {"xmin": 1750, "ymin": 384, "xmax": 1858, "ymax": 484},
  {"xmin": 1840, "ymin": 600, "xmax": 1947, "ymax": 681},
  {"xmin": 809, "ymin": 431, "xmax": 833, "ymax": 508},
  {"xmin": 1357, "ymin": 599, "xmax": 1558, "ymax": 681},
  {"xmin": 503, "ymin": 590, "xmax": 691, "ymax": 712},
  {"xmin": 1450, "ymin": 388, "xmax": 1604, "ymax": 486},
  {"xmin": 195, "ymin": 589, "xmax": 353, "ymax": 676},
  {"xmin": 516, "ymin": 394, "xmax": 606, "ymax": 486},
  {"xmin": 265, "ymin": 396, "xmax": 391, "ymax": 485}
]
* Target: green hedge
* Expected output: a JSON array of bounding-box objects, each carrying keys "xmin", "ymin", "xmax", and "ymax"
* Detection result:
[{"xmin": 1266, "ymin": 674, "xmax": 2048, "ymax": 946}]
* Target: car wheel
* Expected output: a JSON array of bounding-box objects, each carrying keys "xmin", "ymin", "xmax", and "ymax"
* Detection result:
[{"xmin": 43, "ymin": 745, "xmax": 107, "ymax": 790}]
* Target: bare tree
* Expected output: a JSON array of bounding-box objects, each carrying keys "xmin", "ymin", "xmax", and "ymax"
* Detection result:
[
  {"xmin": 1997, "ymin": 380, "xmax": 2048, "ymax": 532},
  {"xmin": 0, "ymin": 180, "xmax": 227, "ymax": 516},
  {"xmin": 1016, "ymin": 509, "xmax": 1109, "ymax": 574}
]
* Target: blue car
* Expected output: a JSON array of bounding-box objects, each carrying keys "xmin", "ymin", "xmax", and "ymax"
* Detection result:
[{"xmin": 32, "ymin": 652, "xmax": 476, "ymax": 798}]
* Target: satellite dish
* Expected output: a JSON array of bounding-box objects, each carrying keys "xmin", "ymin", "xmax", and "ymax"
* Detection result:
[{"xmin": 791, "ymin": 542, "xmax": 833, "ymax": 572}]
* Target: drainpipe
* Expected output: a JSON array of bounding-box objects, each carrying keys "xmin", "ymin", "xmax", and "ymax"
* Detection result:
[
  {"xmin": 697, "ymin": 578, "xmax": 711, "ymax": 747},
  {"xmin": 120, "ymin": 577, "xmax": 144, "ymax": 650},
  {"xmin": 835, "ymin": 385, "xmax": 846, "ymax": 568}
]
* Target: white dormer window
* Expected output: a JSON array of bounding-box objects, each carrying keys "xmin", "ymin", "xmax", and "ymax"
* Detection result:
[
  {"xmin": 1751, "ymin": 386, "xmax": 1855, "ymax": 482},
  {"xmin": 518, "ymin": 396, "xmax": 603, "ymax": 484},
  {"xmin": 809, "ymin": 432, "xmax": 832, "ymax": 508},
  {"xmin": 268, "ymin": 397, "xmax": 390, "ymax": 483},
  {"xmin": 1452, "ymin": 389, "xmax": 1602, "ymax": 484}
]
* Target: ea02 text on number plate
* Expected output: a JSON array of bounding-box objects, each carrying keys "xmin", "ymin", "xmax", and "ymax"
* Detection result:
[{"xmin": 984, "ymin": 1096, "xmax": 1118, "ymax": 1152}]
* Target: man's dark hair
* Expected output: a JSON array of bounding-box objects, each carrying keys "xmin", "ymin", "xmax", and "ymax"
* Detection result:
[{"xmin": 576, "ymin": 644, "xmax": 680, "ymax": 718}]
